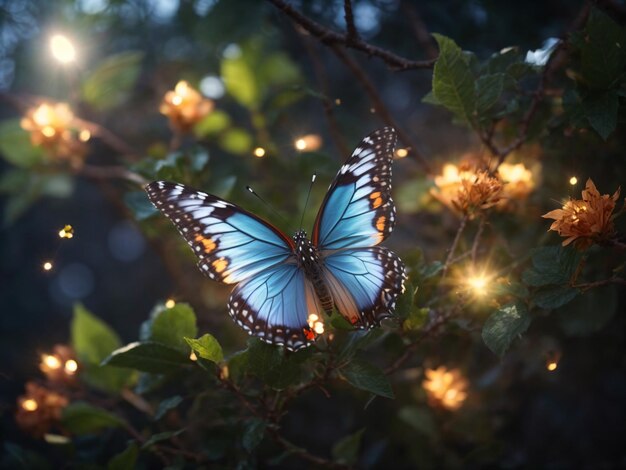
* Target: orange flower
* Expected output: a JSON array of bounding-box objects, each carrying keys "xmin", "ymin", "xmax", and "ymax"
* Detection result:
[
  {"xmin": 160, "ymin": 81, "xmax": 214, "ymax": 133},
  {"xmin": 431, "ymin": 162, "xmax": 504, "ymax": 218},
  {"xmin": 542, "ymin": 178, "xmax": 621, "ymax": 249},
  {"xmin": 422, "ymin": 366, "xmax": 468, "ymax": 410},
  {"xmin": 20, "ymin": 102, "xmax": 86, "ymax": 164},
  {"xmin": 15, "ymin": 382, "xmax": 69, "ymax": 438}
]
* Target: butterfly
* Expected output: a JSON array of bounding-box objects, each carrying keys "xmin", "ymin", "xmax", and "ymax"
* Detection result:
[{"xmin": 145, "ymin": 127, "xmax": 406, "ymax": 351}]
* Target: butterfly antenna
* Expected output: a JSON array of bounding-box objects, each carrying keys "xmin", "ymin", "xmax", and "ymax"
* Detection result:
[
  {"xmin": 246, "ymin": 186, "xmax": 289, "ymax": 225},
  {"xmin": 299, "ymin": 173, "xmax": 317, "ymax": 231}
]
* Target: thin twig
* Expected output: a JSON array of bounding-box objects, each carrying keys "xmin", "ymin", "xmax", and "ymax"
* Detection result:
[
  {"xmin": 298, "ymin": 32, "xmax": 350, "ymax": 158},
  {"xmin": 572, "ymin": 277, "xmax": 626, "ymax": 292},
  {"xmin": 401, "ymin": 1, "xmax": 438, "ymax": 60},
  {"xmin": 343, "ymin": 0, "xmax": 360, "ymax": 43},
  {"xmin": 267, "ymin": 0, "xmax": 436, "ymax": 71},
  {"xmin": 269, "ymin": 430, "xmax": 349, "ymax": 469},
  {"xmin": 471, "ymin": 216, "xmax": 486, "ymax": 262},
  {"xmin": 330, "ymin": 45, "xmax": 432, "ymax": 173},
  {"xmin": 76, "ymin": 163, "xmax": 148, "ymax": 185},
  {"xmin": 441, "ymin": 215, "xmax": 469, "ymax": 280}
]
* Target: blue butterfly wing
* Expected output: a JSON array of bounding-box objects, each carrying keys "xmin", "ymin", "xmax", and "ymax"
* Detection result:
[
  {"xmin": 322, "ymin": 247, "xmax": 406, "ymax": 328},
  {"xmin": 312, "ymin": 127, "xmax": 398, "ymax": 250},
  {"xmin": 146, "ymin": 181, "xmax": 294, "ymax": 284},
  {"xmin": 228, "ymin": 262, "xmax": 324, "ymax": 350}
]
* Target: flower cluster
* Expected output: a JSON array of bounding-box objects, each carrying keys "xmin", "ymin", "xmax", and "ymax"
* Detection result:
[
  {"xmin": 542, "ymin": 178, "xmax": 621, "ymax": 249},
  {"xmin": 432, "ymin": 159, "xmax": 536, "ymax": 217},
  {"xmin": 15, "ymin": 382, "xmax": 68, "ymax": 438},
  {"xmin": 160, "ymin": 81, "xmax": 214, "ymax": 133},
  {"xmin": 422, "ymin": 366, "xmax": 469, "ymax": 410},
  {"xmin": 20, "ymin": 102, "xmax": 87, "ymax": 164},
  {"xmin": 431, "ymin": 163, "xmax": 503, "ymax": 217}
]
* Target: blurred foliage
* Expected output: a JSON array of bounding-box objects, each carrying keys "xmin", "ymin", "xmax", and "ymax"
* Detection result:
[{"xmin": 1, "ymin": 0, "xmax": 625, "ymax": 468}]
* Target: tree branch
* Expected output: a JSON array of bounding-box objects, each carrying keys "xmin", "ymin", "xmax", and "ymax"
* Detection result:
[
  {"xmin": 330, "ymin": 45, "xmax": 432, "ymax": 173},
  {"xmin": 267, "ymin": 0, "xmax": 436, "ymax": 71},
  {"xmin": 343, "ymin": 0, "xmax": 360, "ymax": 43}
]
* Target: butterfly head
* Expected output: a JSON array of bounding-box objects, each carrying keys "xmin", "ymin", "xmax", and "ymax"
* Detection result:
[{"xmin": 293, "ymin": 229, "xmax": 308, "ymax": 243}]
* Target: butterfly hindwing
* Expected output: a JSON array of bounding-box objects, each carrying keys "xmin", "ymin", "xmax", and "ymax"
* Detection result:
[
  {"xmin": 146, "ymin": 181, "xmax": 294, "ymax": 284},
  {"xmin": 322, "ymin": 246, "xmax": 406, "ymax": 328},
  {"xmin": 312, "ymin": 127, "xmax": 398, "ymax": 250},
  {"xmin": 228, "ymin": 262, "xmax": 324, "ymax": 350}
]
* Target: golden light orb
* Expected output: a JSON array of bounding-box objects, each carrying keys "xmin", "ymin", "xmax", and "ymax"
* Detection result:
[
  {"xmin": 79, "ymin": 129, "xmax": 91, "ymax": 142},
  {"xmin": 50, "ymin": 34, "xmax": 76, "ymax": 64},
  {"xmin": 569, "ymin": 176, "xmax": 578, "ymax": 186},
  {"xmin": 64, "ymin": 359, "xmax": 78, "ymax": 374},
  {"xmin": 547, "ymin": 361, "xmax": 558, "ymax": 371},
  {"xmin": 43, "ymin": 261, "xmax": 53, "ymax": 271},
  {"xmin": 43, "ymin": 354, "xmax": 62, "ymax": 370},
  {"xmin": 253, "ymin": 147, "xmax": 266, "ymax": 158},
  {"xmin": 467, "ymin": 275, "xmax": 489, "ymax": 296},
  {"xmin": 165, "ymin": 298, "xmax": 176, "ymax": 309},
  {"xmin": 21, "ymin": 398, "xmax": 39, "ymax": 412},
  {"xmin": 395, "ymin": 148, "xmax": 408, "ymax": 158}
]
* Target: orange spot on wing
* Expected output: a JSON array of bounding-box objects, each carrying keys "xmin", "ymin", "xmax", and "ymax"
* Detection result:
[
  {"xmin": 376, "ymin": 216, "xmax": 386, "ymax": 231},
  {"xmin": 372, "ymin": 197, "xmax": 383, "ymax": 208},
  {"xmin": 303, "ymin": 327, "xmax": 316, "ymax": 341},
  {"xmin": 369, "ymin": 191, "xmax": 381, "ymax": 200},
  {"xmin": 212, "ymin": 258, "xmax": 228, "ymax": 273},
  {"xmin": 195, "ymin": 234, "xmax": 216, "ymax": 253}
]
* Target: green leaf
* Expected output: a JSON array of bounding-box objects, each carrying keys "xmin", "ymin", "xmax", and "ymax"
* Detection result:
[
  {"xmin": 227, "ymin": 350, "xmax": 249, "ymax": 383},
  {"xmin": 580, "ymin": 8, "xmax": 626, "ymax": 90},
  {"xmin": 82, "ymin": 51, "xmax": 144, "ymax": 110},
  {"xmin": 339, "ymin": 329, "xmax": 385, "ymax": 361},
  {"xmin": 332, "ymin": 428, "xmax": 365, "ymax": 465},
  {"xmin": 125, "ymin": 191, "xmax": 158, "ymax": 220},
  {"xmin": 491, "ymin": 280, "xmax": 529, "ymax": 299},
  {"xmin": 141, "ymin": 430, "xmax": 185, "ymax": 450},
  {"xmin": 154, "ymin": 396, "xmax": 183, "ymax": 421},
  {"xmin": 395, "ymin": 281, "xmax": 416, "ymax": 319},
  {"xmin": 420, "ymin": 261, "xmax": 444, "ymax": 279},
  {"xmin": 193, "ymin": 110, "xmax": 232, "ymax": 138},
  {"xmin": 151, "ymin": 303, "xmax": 198, "ymax": 352},
  {"xmin": 482, "ymin": 303, "xmax": 531, "ymax": 357},
  {"xmin": 242, "ymin": 418, "xmax": 266, "ymax": 452},
  {"xmin": 431, "ymin": 33, "xmax": 476, "ymax": 125},
  {"xmin": 421, "ymin": 90, "xmax": 440, "ymax": 105},
  {"xmin": 583, "ymin": 90, "xmax": 619, "ymax": 140},
  {"xmin": 522, "ymin": 245, "xmax": 583, "ymax": 287},
  {"xmin": 246, "ymin": 340, "xmax": 305, "ymax": 390},
  {"xmin": 102, "ymin": 341, "xmax": 191, "ymax": 374},
  {"xmin": 108, "ymin": 443, "xmax": 139, "ymax": 470},
  {"xmin": 221, "ymin": 52, "xmax": 259, "ymax": 108},
  {"xmin": 184, "ymin": 334, "xmax": 223, "ymax": 364},
  {"xmin": 0, "ymin": 119, "xmax": 44, "ymax": 168},
  {"xmin": 398, "ymin": 406, "xmax": 436, "ymax": 437},
  {"xmin": 533, "ymin": 285, "xmax": 579, "ymax": 309},
  {"xmin": 61, "ymin": 402, "xmax": 124, "ymax": 435},
  {"xmin": 219, "ymin": 127, "xmax": 253, "ymax": 155},
  {"xmin": 339, "ymin": 358, "xmax": 394, "ymax": 399},
  {"xmin": 556, "ymin": 285, "xmax": 617, "ymax": 336},
  {"xmin": 258, "ymin": 53, "xmax": 302, "ymax": 88},
  {"xmin": 476, "ymin": 73, "xmax": 505, "ymax": 113},
  {"xmin": 403, "ymin": 308, "xmax": 429, "ymax": 332},
  {"xmin": 71, "ymin": 304, "xmax": 133, "ymax": 393}
]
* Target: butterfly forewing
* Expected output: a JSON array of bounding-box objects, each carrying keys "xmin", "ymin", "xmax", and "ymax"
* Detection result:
[
  {"xmin": 312, "ymin": 127, "xmax": 398, "ymax": 250},
  {"xmin": 145, "ymin": 181, "xmax": 294, "ymax": 284}
]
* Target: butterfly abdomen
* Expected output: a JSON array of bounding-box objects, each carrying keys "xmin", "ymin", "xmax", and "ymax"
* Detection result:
[{"xmin": 293, "ymin": 231, "xmax": 334, "ymax": 313}]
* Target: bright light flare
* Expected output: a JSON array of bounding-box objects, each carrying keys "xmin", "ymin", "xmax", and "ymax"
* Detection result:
[
  {"xmin": 64, "ymin": 359, "xmax": 78, "ymax": 374},
  {"xmin": 43, "ymin": 355, "xmax": 61, "ymax": 370},
  {"xmin": 395, "ymin": 148, "xmax": 409, "ymax": 158},
  {"xmin": 189, "ymin": 351, "xmax": 198, "ymax": 361},
  {"xmin": 50, "ymin": 34, "xmax": 76, "ymax": 64},
  {"xmin": 58, "ymin": 225, "xmax": 74, "ymax": 239},
  {"xmin": 43, "ymin": 261, "xmax": 53, "ymax": 271},
  {"xmin": 253, "ymin": 147, "xmax": 266, "ymax": 158},
  {"xmin": 569, "ymin": 176, "xmax": 578, "ymax": 186},
  {"xmin": 423, "ymin": 366, "xmax": 468, "ymax": 410},
  {"xmin": 165, "ymin": 298, "xmax": 176, "ymax": 309},
  {"xmin": 294, "ymin": 134, "xmax": 322, "ymax": 152},
  {"xmin": 467, "ymin": 275, "xmax": 489, "ymax": 296},
  {"xmin": 547, "ymin": 361, "xmax": 558, "ymax": 371},
  {"xmin": 21, "ymin": 398, "xmax": 39, "ymax": 412},
  {"xmin": 307, "ymin": 313, "xmax": 325, "ymax": 336}
]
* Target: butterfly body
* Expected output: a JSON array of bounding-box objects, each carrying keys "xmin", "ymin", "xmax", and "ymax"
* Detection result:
[{"xmin": 146, "ymin": 127, "xmax": 407, "ymax": 351}]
